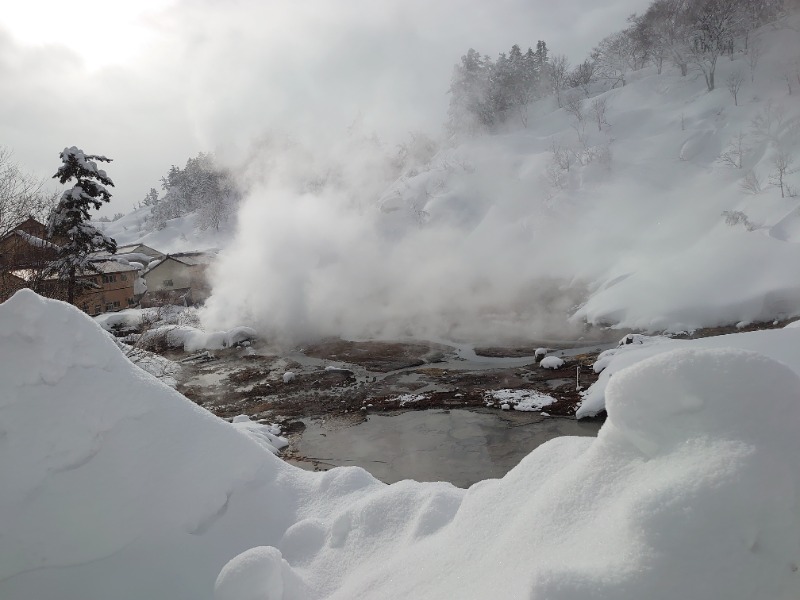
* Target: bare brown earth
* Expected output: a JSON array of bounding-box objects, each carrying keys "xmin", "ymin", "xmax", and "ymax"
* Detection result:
[{"xmin": 171, "ymin": 339, "xmax": 605, "ymax": 432}]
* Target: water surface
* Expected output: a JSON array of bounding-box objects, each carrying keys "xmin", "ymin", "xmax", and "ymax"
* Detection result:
[{"xmin": 295, "ymin": 409, "xmax": 602, "ymax": 488}]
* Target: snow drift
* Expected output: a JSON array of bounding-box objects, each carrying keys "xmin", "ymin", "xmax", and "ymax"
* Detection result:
[
  {"xmin": 578, "ymin": 326, "xmax": 800, "ymax": 418},
  {"xmin": 4, "ymin": 291, "xmax": 800, "ymax": 599}
]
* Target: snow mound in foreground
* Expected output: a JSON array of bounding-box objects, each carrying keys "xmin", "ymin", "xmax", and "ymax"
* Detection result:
[
  {"xmin": 578, "ymin": 326, "xmax": 800, "ymax": 418},
  {"xmin": 3, "ymin": 290, "xmax": 800, "ymax": 599},
  {"xmin": 0, "ymin": 290, "xmax": 380, "ymax": 599}
]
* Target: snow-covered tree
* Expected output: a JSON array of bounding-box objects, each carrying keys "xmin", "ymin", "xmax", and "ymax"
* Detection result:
[
  {"xmin": 447, "ymin": 49, "xmax": 494, "ymax": 135},
  {"xmin": 685, "ymin": 0, "xmax": 743, "ymax": 91},
  {"xmin": 569, "ymin": 60, "xmax": 597, "ymax": 96},
  {"xmin": 141, "ymin": 187, "xmax": 159, "ymax": 207},
  {"xmin": 151, "ymin": 153, "xmax": 240, "ymax": 231},
  {"xmin": 769, "ymin": 149, "xmax": 796, "ymax": 198},
  {"xmin": 592, "ymin": 30, "xmax": 643, "ymax": 88},
  {"xmin": 506, "ymin": 45, "xmax": 540, "ymax": 127},
  {"xmin": 45, "ymin": 146, "xmax": 117, "ymax": 303},
  {"xmin": 726, "ymin": 68, "xmax": 745, "ymax": 105},
  {"xmin": 487, "ymin": 52, "xmax": 514, "ymax": 122},
  {"xmin": 548, "ymin": 54, "xmax": 571, "ymax": 107},
  {"xmin": 640, "ymin": 0, "xmax": 692, "ymax": 76}
]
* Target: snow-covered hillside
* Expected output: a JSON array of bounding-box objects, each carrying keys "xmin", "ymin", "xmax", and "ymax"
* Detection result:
[
  {"xmin": 95, "ymin": 206, "xmax": 233, "ymax": 253},
  {"xmin": 202, "ymin": 15, "xmax": 800, "ymax": 341},
  {"xmin": 4, "ymin": 290, "xmax": 800, "ymax": 599}
]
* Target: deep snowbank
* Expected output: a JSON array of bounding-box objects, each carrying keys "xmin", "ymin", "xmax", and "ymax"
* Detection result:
[
  {"xmin": 578, "ymin": 326, "xmax": 800, "ymax": 418},
  {"xmin": 3, "ymin": 291, "xmax": 800, "ymax": 599},
  {"xmin": 0, "ymin": 291, "xmax": 384, "ymax": 599}
]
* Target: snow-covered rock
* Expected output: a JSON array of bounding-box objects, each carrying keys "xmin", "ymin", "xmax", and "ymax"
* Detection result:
[
  {"xmin": 139, "ymin": 323, "xmax": 257, "ymax": 351},
  {"xmin": 230, "ymin": 415, "xmax": 288, "ymax": 455},
  {"xmin": 540, "ymin": 355, "xmax": 565, "ymax": 369},
  {"xmin": 484, "ymin": 389, "xmax": 556, "ymax": 411}
]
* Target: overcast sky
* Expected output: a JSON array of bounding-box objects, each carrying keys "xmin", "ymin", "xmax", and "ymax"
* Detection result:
[{"xmin": 2, "ymin": 0, "xmax": 651, "ymax": 214}]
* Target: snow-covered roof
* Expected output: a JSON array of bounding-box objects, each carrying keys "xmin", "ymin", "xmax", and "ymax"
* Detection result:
[
  {"xmin": 88, "ymin": 260, "xmax": 140, "ymax": 275},
  {"xmin": 142, "ymin": 251, "xmax": 217, "ymax": 276},
  {"xmin": 115, "ymin": 243, "xmax": 164, "ymax": 257},
  {"xmin": 169, "ymin": 251, "xmax": 217, "ymax": 266},
  {"xmin": 7, "ymin": 269, "xmax": 37, "ymax": 282},
  {"xmin": 9, "ymin": 260, "xmax": 137, "ymax": 282},
  {"xmin": 6, "ymin": 230, "xmax": 60, "ymax": 250}
]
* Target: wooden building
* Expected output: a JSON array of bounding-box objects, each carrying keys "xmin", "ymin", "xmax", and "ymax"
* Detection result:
[
  {"xmin": 141, "ymin": 251, "xmax": 216, "ymax": 307},
  {"xmin": 0, "ymin": 218, "xmax": 139, "ymax": 314}
]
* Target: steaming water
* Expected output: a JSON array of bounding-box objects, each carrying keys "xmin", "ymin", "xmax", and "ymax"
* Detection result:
[{"xmin": 294, "ymin": 409, "xmax": 602, "ymax": 488}]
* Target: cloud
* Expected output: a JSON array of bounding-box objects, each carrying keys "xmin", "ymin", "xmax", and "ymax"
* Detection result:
[{"xmin": 1, "ymin": 0, "xmax": 649, "ymax": 212}]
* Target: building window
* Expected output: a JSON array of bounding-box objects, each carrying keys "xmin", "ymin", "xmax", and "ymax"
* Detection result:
[
  {"xmin": 121, "ymin": 274, "xmax": 127, "ymax": 281},
  {"xmin": 163, "ymin": 279, "xmax": 173, "ymax": 287},
  {"xmin": 94, "ymin": 304, "xmax": 101, "ymax": 314},
  {"xmin": 113, "ymin": 301, "xmax": 120, "ymax": 308},
  {"xmin": 105, "ymin": 302, "xmax": 114, "ymax": 311},
  {"xmin": 82, "ymin": 303, "xmax": 89, "ymax": 312}
]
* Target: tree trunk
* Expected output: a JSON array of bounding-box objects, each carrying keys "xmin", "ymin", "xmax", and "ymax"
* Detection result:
[{"xmin": 67, "ymin": 265, "xmax": 75, "ymax": 304}]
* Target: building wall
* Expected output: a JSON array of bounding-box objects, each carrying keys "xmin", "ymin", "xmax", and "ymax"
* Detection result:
[
  {"xmin": 75, "ymin": 272, "xmax": 136, "ymax": 316},
  {"xmin": 145, "ymin": 260, "xmax": 202, "ymax": 292},
  {"xmin": 0, "ymin": 234, "xmax": 58, "ymax": 269},
  {"xmin": 0, "ymin": 272, "xmax": 26, "ymax": 302},
  {"xmin": 0, "ymin": 219, "xmax": 136, "ymax": 314}
]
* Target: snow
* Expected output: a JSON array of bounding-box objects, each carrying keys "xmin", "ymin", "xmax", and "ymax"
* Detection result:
[
  {"xmin": 116, "ymin": 342, "xmax": 182, "ymax": 388},
  {"xmin": 95, "ymin": 206, "xmax": 233, "ymax": 254},
  {"xmin": 95, "ymin": 307, "xmax": 148, "ymax": 331},
  {"xmin": 6, "ymin": 14, "xmax": 800, "ymax": 600},
  {"xmin": 282, "ymin": 371, "xmax": 296, "ymax": 383},
  {"xmin": 578, "ymin": 326, "xmax": 800, "ymax": 418},
  {"xmin": 397, "ymin": 393, "xmax": 426, "ymax": 406},
  {"xmin": 540, "ymin": 355, "xmax": 565, "ymax": 369},
  {"xmin": 4, "ymin": 290, "xmax": 800, "ymax": 599},
  {"xmin": 11, "ymin": 229, "xmax": 59, "ymax": 249},
  {"xmin": 230, "ymin": 416, "xmax": 288, "ymax": 455},
  {"xmin": 484, "ymin": 388, "xmax": 556, "ymax": 411},
  {"xmin": 140, "ymin": 323, "xmax": 257, "ymax": 352}
]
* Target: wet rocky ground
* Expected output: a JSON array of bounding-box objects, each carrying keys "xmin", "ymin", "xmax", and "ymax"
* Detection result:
[
  {"xmin": 137, "ymin": 316, "xmax": 798, "ymax": 484},
  {"xmin": 172, "ymin": 338, "xmax": 611, "ymax": 425},
  {"xmin": 163, "ymin": 336, "xmax": 611, "ymax": 483}
]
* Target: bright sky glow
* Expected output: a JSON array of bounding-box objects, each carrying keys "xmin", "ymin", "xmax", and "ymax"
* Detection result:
[
  {"xmin": 1, "ymin": 0, "xmax": 653, "ymax": 213},
  {"xmin": 4, "ymin": 1, "xmax": 172, "ymax": 70}
]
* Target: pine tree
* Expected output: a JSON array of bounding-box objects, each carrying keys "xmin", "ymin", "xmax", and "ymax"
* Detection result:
[
  {"xmin": 487, "ymin": 52, "xmax": 514, "ymax": 122},
  {"xmin": 46, "ymin": 146, "xmax": 117, "ymax": 303},
  {"xmin": 447, "ymin": 49, "xmax": 493, "ymax": 135}
]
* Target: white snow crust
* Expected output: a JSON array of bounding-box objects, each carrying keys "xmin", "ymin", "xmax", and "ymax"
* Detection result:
[
  {"xmin": 485, "ymin": 388, "xmax": 556, "ymax": 411},
  {"xmin": 4, "ymin": 290, "xmax": 800, "ymax": 600},
  {"xmin": 540, "ymin": 355, "xmax": 565, "ymax": 369},
  {"xmin": 579, "ymin": 325, "xmax": 800, "ymax": 418}
]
